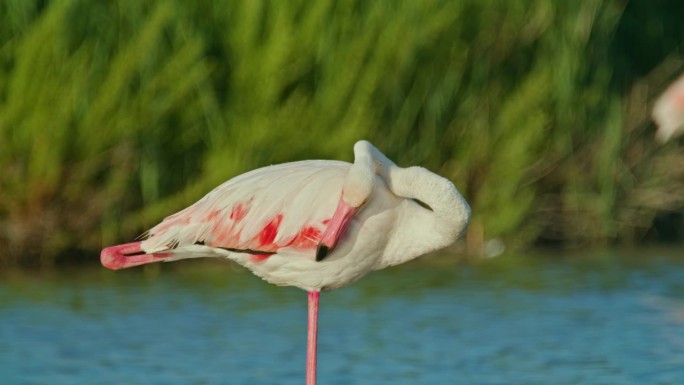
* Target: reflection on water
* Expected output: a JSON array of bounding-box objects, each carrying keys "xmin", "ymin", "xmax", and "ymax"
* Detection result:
[{"xmin": 1, "ymin": 248, "xmax": 684, "ymax": 385}]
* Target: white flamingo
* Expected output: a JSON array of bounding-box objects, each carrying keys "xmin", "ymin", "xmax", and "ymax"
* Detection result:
[
  {"xmin": 653, "ymin": 72, "xmax": 684, "ymax": 142},
  {"xmin": 101, "ymin": 140, "xmax": 471, "ymax": 385}
]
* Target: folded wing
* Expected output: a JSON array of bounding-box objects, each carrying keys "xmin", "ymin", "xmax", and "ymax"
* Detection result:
[{"xmin": 141, "ymin": 160, "xmax": 350, "ymax": 258}]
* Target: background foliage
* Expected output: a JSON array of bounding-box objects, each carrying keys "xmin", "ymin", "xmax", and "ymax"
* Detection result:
[{"xmin": 1, "ymin": 0, "xmax": 683, "ymax": 267}]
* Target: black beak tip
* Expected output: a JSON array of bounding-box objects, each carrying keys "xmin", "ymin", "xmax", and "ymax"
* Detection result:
[{"xmin": 316, "ymin": 244, "xmax": 330, "ymax": 262}]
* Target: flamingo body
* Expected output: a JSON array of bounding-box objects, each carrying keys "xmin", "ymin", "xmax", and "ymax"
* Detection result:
[
  {"xmin": 102, "ymin": 141, "xmax": 470, "ymax": 291},
  {"xmin": 101, "ymin": 140, "xmax": 471, "ymax": 384}
]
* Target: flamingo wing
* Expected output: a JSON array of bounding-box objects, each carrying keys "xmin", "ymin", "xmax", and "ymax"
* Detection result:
[{"xmin": 141, "ymin": 160, "xmax": 350, "ymax": 258}]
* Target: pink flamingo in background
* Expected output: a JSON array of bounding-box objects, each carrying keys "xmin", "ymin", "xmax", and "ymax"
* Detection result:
[
  {"xmin": 101, "ymin": 140, "xmax": 471, "ymax": 385},
  {"xmin": 653, "ymin": 72, "xmax": 684, "ymax": 142}
]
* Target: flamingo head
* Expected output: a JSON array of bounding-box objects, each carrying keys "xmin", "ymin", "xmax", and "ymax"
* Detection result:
[{"xmin": 653, "ymin": 75, "xmax": 684, "ymax": 143}]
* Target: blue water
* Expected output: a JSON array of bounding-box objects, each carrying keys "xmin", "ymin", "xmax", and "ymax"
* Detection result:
[{"xmin": 1, "ymin": 249, "xmax": 684, "ymax": 384}]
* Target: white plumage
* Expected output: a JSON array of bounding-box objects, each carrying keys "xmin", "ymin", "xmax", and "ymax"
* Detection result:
[
  {"xmin": 102, "ymin": 140, "xmax": 470, "ymax": 291},
  {"xmin": 101, "ymin": 140, "xmax": 471, "ymax": 385},
  {"xmin": 143, "ymin": 161, "xmax": 346, "ymax": 255},
  {"xmin": 653, "ymin": 72, "xmax": 684, "ymax": 143}
]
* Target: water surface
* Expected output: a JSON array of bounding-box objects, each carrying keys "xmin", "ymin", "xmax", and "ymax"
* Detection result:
[{"xmin": 1, "ymin": 248, "xmax": 683, "ymax": 384}]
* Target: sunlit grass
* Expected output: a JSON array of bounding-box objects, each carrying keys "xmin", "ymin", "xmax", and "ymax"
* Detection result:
[{"xmin": 0, "ymin": 0, "xmax": 683, "ymax": 267}]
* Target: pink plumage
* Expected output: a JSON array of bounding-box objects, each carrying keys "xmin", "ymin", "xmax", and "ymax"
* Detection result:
[{"xmin": 101, "ymin": 140, "xmax": 470, "ymax": 385}]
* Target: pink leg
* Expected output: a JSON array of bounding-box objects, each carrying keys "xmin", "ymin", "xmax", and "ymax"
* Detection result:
[{"xmin": 307, "ymin": 291, "xmax": 320, "ymax": 385}]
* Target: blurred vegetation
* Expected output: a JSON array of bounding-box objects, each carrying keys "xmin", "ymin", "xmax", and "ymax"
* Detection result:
[{"xmin": 1, "ymin": 0, "xmax": 683, "ymax": 268}]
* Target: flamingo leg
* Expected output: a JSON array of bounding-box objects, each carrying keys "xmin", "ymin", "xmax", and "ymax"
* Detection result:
[{"xmin": 307, "ymin": 291, "xmax": 320, "ymax": 385}]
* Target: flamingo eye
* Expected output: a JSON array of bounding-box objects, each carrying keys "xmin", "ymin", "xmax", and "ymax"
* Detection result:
[{"xmin": 411, "ymin": 198, "xmax": 433, "ymax": 211}]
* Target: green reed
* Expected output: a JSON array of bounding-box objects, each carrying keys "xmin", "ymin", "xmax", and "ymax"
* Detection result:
[{"xmin": 0, "ymin": 0, "xmax": 682, "ymax": 266}]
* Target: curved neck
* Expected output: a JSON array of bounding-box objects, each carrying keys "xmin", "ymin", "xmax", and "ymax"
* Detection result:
[
  {"xmin": 380, "ymin": 165, "xmax": 470, "ymax": 267},
  {"xmin": 391, "ymin": 166, "xmax": 470, "ymax": 239},
  {"xmin": 352, "ymin": 140, "xmax": 471, "ymax": 266}
]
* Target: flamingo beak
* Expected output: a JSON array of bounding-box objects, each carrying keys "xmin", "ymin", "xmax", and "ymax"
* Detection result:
[{"xmin": 316, "ymin": 199, "xmax": 359, "ymax": 261}]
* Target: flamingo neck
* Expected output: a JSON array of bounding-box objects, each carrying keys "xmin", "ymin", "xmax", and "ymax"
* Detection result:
[
  {"xmin": 381, "ymin": 166, "xmax": 471, "ymax": 267},
  {"xmin": 348, "ymin": 140, "xmax": 470, "ymax": 266}
]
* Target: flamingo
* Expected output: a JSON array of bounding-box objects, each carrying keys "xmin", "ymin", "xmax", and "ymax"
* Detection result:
[
  {"xmin": 101, "ymin": 140, "xmax": 471, "ymax": 385},
  {"xmin": 653, "ymin": 72, "xmax": 684, "ymax": 142}
]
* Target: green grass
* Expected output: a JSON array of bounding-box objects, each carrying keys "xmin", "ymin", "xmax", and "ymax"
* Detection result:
[{"xmin": 1, "ymin": 0, "xmax": 683, "ymax": 266}]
